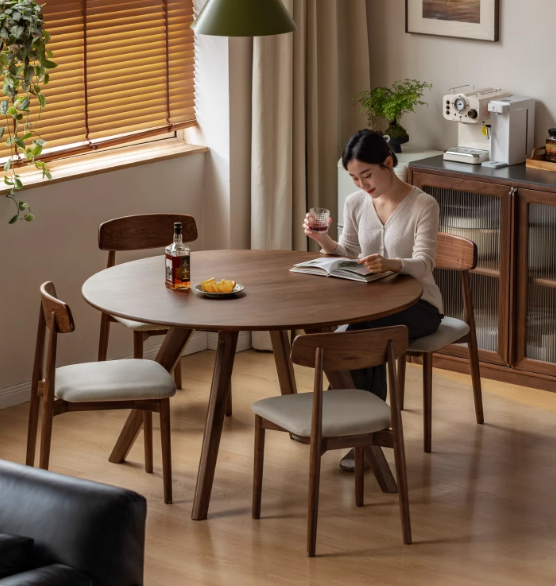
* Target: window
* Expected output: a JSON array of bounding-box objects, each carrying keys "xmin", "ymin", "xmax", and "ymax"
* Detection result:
[{"xmin": 0, "ymin": 0, "xmax": 195, "ymax": 161}]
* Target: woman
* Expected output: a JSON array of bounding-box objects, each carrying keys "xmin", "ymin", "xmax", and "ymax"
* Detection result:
[{"xmin": 304, "ymin": 129, "xmax": 444, "ymax": 471}]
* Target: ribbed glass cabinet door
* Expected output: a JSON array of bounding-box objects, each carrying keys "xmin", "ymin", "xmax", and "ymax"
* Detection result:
[
  {"xmin": 412, "ymin": 173, "xmax": 512, "ymax": 366},
  {"xmin": 516, "ymin": 191, "xmax": 556, "ymax": 375}
]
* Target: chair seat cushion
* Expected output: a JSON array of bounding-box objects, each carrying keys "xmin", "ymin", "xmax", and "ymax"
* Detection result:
[
  {"xmin": 252, "ymin": 389, "xmax": 390, "ymax": 438},
  {"xmin": 407, "ymin": 316, "xmax": 470, "ymax": 353},
  {"xmin": 111, "ymin": 315, "xmax": 169, "ymax": 332},
  {"xmin": 0, "ymin": 534, "xmax": 34, "ymax": 579},
  {"xmin": 55, "ymin": 360, "xmax": 176, "ymax": 402},
  {"xmin": 0, "ymin": 564, "xmax": 93, "ymax": 586}
]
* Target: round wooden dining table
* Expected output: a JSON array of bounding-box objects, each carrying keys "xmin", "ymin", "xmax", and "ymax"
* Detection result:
[{"xmin": 82, "ymin": 249, "xmax": 422, "ymax": 520}]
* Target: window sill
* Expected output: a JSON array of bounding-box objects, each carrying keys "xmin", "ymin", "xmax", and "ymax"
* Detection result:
[{"xmin": 0, "ymin": 139, "xmax": 208, "ymax": 196}]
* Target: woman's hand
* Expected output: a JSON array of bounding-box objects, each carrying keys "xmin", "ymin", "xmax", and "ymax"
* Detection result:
[
  {"xmin": 303, "ymin": 213, "xmax": 333, "ymax": 242},
  {"xmin": 358, "ymin": 254, "xmax": 402, "ymax": 274}
]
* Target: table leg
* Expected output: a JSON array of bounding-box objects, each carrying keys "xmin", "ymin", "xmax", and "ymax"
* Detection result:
[
  {"xmin": 304, "ymin": 327, "xmax": 398, "ymax": 494},
  {"xmin": 192, "ymin": 330, "xmax": 238, "ymax": 520},
  {"xmin": 270, "ymin": 330, "xmax": 297, "ymax": 395},
  {"xmin": 109, "ymin": 327, "xmax": 195, "ymax": 464}
]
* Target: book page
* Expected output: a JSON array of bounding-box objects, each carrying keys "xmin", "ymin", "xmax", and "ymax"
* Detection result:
[
  {"xmin": 330, "ymin": 260, "xmax": 372, "ymax": 276},
  {"xmin": 292, "ymin": 257, "xmax": 347, "ymax": 272}
]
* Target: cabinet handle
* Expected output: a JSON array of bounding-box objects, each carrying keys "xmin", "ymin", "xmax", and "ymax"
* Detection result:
[{"xmin": 509, "ymin": 187, "xmax": 517, "ymax": 196}]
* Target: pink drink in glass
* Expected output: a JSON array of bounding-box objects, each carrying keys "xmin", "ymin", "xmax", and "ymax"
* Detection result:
[{"xmin": 308, "ymin": 208, "xmax": 330, "ymax": 233}]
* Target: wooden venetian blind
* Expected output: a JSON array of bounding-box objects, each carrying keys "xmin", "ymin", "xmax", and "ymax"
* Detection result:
[{"xmin": 0, "ymin": 0, "xmax": 195, "ymax": 160}]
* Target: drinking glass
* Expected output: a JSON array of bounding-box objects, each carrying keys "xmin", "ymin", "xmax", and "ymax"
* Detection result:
[{"xmin": 308, "ymin": 208, "xmax": 330, "ymax": 233}]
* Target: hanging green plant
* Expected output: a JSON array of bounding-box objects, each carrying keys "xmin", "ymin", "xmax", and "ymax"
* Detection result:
[{"xmin": 0, "ymin": 0, "xmax": 56, "ymax": 224}]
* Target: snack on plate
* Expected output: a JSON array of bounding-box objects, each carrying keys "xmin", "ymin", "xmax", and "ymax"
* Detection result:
[{"xmin": 201, "ymin": 278, "xmax": 236, "ymax": 293}]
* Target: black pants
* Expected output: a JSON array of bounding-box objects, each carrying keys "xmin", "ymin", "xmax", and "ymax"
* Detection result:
[{"xmin": 345, "ymin": 300, "xmax": 442, "ymax": 401}]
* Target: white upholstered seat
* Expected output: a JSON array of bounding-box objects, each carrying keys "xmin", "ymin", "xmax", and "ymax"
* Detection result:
[
  {"xmin": 111, "ymin": 315, "xmax": 169, "ymax": 332},
  {"xmin": 407, "ymin": 316, "xmax": 469, "ymax": 353},
  {"xmin": 252, "ymin": 389, "xmax": 391, "ymax": 438},
  {"xmin": 55, "ymin": 359, "xmax": 176, "ymax": 403}
]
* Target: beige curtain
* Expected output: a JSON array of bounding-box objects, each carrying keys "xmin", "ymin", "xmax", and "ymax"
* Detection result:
[{"xmin": 250, "ymin": 0, "xmax": 371, "ymax": 252}]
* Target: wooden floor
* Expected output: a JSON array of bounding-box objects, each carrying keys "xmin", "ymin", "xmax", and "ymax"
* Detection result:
[{"xmin": 1, "ymin": 349, "xmax": 555, "ymax": 585}]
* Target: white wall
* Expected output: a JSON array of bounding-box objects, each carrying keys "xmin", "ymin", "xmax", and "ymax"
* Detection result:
[
  {"xmin": 367, "ymin": 0, "xmax": 556, "ymax": 150},
  {"xmin": 185, "ymin": 0, "xmax": 252, "ymax": 250},
  {"xmin": 0, "ymin": 155, "xmax": 206, "ymax": 404}
]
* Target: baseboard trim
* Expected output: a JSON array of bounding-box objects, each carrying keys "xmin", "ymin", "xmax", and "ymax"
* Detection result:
[{"xmin": 0, "ymin": 330, "xmax": 253, "ymax": 410}]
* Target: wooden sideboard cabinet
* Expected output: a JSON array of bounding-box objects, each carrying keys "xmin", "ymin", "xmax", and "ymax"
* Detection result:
[{"xmin": 409, "ymin": 156, "xmax": 556, "ymax": 392}]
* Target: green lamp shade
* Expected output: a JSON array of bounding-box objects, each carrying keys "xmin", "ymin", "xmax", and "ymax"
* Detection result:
[{"xmin": 191, "ymin": 0, "xmax": 297, "ymax": 37}]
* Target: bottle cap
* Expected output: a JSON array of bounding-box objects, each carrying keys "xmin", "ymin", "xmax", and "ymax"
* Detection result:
[
  {"xmin": 174, "ymin": 222, "xmax": 182, "ymax": 233},
  {"xmin": 549, "ymin": 129, "xmax": 556, "ymax": 137}
]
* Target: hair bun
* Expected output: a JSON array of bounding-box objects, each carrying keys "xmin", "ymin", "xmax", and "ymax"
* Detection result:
[{"xmin": 383, "ymin": 134, "xmax": 391, "ymax": 144}]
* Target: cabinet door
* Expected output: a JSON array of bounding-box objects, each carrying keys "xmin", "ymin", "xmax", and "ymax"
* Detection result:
[
  {"xmin": 515, "ymin": 189, "xmax": 556, "ymax": 377},
  {"xmin": 412, "ymin": 172, "xmax": 513, "ymax": 366}
]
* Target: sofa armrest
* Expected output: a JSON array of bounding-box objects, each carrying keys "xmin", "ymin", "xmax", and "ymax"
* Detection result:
[{"xmin": 0, "ymin": 460, "xmax": 146, "ymax": 586}]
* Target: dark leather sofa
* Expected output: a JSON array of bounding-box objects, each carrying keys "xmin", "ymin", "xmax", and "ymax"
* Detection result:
[{"xmin": 0, "ymin": 459, "xmax": 147, "ymax": 586}]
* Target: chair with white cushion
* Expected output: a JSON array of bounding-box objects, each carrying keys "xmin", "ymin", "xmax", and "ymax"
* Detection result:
[
  {"xmin": 26, "ymin": 282, "xmax": 177, "ymax": 503},
  {"xmin": 398, "ymin": 232, "xmax": 484, "ymax": 453},
  {"xmin": 97, "ymin": 214, "xmax": 199, "ymax": 392},
  {"xmin": 251, "ymin": 326, "xmax": 411, "ymax": 557}
]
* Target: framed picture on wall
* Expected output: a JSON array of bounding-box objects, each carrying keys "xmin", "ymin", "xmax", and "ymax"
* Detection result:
[{"xmin": 406, "ymin": 0, "xmax": 499, "ymax": 42}]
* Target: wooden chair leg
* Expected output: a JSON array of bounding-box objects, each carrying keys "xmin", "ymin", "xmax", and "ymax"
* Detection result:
[
  {"xmin": 38, "ymin": 395, "xmax": 54, "ymax": 470},
  {"xmin": 423, "ymin": 352, "xmax": 433, "ymax": 453},
  {"xmin": 393, "ymin": 436, "xmax": 412, "ymax": 544},
  {"xmin": 173, "ymin": 360, "xmax": 182, "ymax": 390},
  {"xmin": 252, "ymin": 415, "xmax": 265, "ymax": 519},
  {"xmin": 159, "ymin": 399, "xmax": 172, "ymax": 504},
  {"xmin": 397, "ymin": 354, "xmax": 407, "ymax": 410},
  {"xmin": 468, "ymin": 335, "xmax": 484, "ymax": 425},
  {"xmin": 133, "ymin": 330, "xmax": 143, "ymax": 359},
  {"xmin": 307, "ymin": 442, "xmax": 322, "ymax": 557},
  {"xmin": 354, "ymin": 446, "xmax": 364, "ymax": 507},
  {"xmin": 26, "ymin": 386, "xmax": 41, "ymax": 467},
  {"xmin": 226, "ymin": 382, "xmax": 233, "ymax": 417},
  {"xmin": 98, "ymin": 312, "xmax": 111, "ymax": 361},
  {"xmin": 144, "ymin": 411, "xmax": 153, "ymax": 474}
]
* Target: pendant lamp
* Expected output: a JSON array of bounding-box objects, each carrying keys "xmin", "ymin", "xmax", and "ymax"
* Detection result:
[{"xmin": 191, "ymin": 0, "xmax": 297, "ymax": 37}]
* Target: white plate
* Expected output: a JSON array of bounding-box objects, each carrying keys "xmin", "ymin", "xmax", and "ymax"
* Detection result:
[{"xmin": 194, "ymin": 283, "xmax": 244, "ymax": 298}]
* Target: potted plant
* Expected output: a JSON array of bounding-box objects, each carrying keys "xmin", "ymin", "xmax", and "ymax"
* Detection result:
[
  {"xmin": 355, "ymin": 79, "xmax": 432, "ymax": 153},
  {"xmin": 0, "ymin": 0, "xmax": 56, "ymax": 223}
]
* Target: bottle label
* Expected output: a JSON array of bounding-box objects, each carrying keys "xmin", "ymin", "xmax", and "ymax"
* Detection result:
[
  {"xmin": 165, "ymin": 258, "xmax": 173, "ymax": 283},
  {"xmin": 547, "ymin": 142, "xmax": 556, "ymax": 155},
  {"xmin": 179, "ymin": 256, "xmax": 190, "ymax": 282}
]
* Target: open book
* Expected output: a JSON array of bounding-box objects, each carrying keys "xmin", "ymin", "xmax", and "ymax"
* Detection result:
[{"xmin": 290, "ymin": 257, "xmax": 393, "ymax": 283}]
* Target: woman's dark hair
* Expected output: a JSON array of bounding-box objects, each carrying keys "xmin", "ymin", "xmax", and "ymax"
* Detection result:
[{"xmin": 342, "ymin": 129, "xmax": 398, "ymax": 170}]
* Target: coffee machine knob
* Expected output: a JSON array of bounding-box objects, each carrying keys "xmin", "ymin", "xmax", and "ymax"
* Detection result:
[{"xmin": 468, "ymin": 109, "xmax": 478, "ymax": 120}]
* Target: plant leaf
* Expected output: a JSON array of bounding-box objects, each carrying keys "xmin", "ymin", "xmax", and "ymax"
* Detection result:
[
  {"xmin": 4, "ymin": 176, "xmax": 13, "ymax": 185},
  {"xmin": 4, "ymin": 159, "xmax": 10, "ymax": 172},
  {"xmin": 35, "ymin": 138, "xmax": 46, "ymax": 146},
  {"xmin": 14, "ymin": 177, "xmax": 23, "ymax": 189},
  {"xmin": 24, "ymin": 213, "xmax": 34, "ymax": 221},
  {"xmin": 0, "ymin": 126, "xmax": 4, "ymax": 140},
  {"xmin": 19, "ymin": 201, "xmax": 29, "ymax": 209},
  {"xmin": 37, "ymin": 93, "xmax": 45, "ymax": 108},
  {"xmin": 9, "ymin": 214, "xmax": 19, "ymax": 224},
  {"xmin": 0, "ymin": 100, "xmax": 9, "ymax": 115}
]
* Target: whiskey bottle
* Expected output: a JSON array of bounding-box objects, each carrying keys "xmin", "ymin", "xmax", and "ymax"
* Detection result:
[{"xmin": 165, "ymin": 222, "xmax": 191, "ymax": 290}]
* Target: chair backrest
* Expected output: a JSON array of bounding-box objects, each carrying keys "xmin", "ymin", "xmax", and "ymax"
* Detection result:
[
  {"xmin": 291, "ymin": 326, "xmax": 408, "ymax": 372},
  {"xmin": 40, "ymin": 281, "xmax": 75, "ymax": 334},
  {"xmin": 436, "ymin": 232, "xmax": 477, "ymax": 271},
  {"xmin": 291, "ymin": 327, "xmax": 408, "ymax": 442},
  {"xmin": 98, "ymin": 213, "xmax": 198, "ymax": 257}
]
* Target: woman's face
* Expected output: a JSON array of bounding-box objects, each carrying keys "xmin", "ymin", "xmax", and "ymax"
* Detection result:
[{"xmin": 346, "ymin": 157, "xmax": 394, "ymax": 198}]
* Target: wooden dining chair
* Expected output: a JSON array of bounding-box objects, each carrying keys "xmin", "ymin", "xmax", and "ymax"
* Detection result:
[
  {"xmin": 26, "ymin": 282, "xmax": 177, "ymax": 503},
  {"xmin": 97, "ymin": 213, "xmax": 198, "ymax": 392},
  {"xmin": 251, "ymin": 326, "xmax": 411, "ymax": 557},
  {"xmin": 398, "ymin": 232, "xmax": 484, "ymax": 453}
]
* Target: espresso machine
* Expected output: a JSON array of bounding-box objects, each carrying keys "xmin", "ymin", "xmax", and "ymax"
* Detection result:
[
  {"xmin": 442, "ymin": 85, "xmax": 536, "ymax": 167},
  {"xmin": 443, "ymin": 86, "xmax": 509, "ymax": 164}
]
